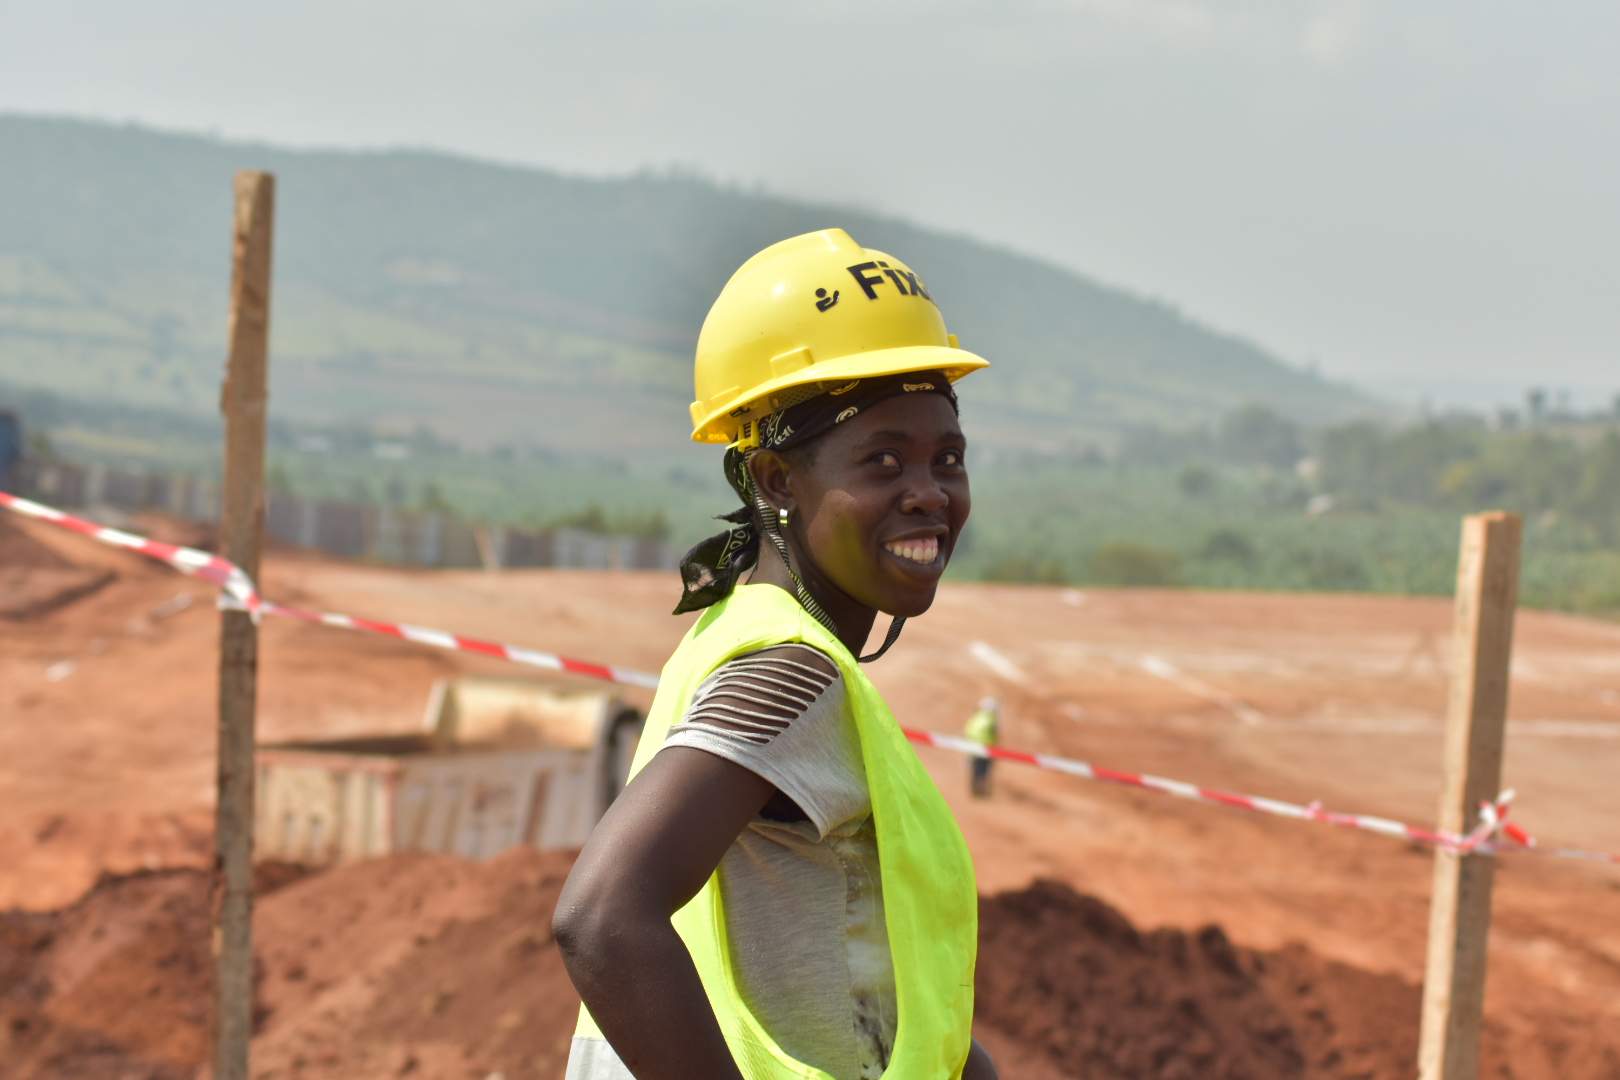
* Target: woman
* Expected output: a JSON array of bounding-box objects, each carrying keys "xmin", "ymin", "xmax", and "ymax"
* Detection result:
[{"xmin": 554, "ymin": 229, "xmax": 996, "ymax": 1080}]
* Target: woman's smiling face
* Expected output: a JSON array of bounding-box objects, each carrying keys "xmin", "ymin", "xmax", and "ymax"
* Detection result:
[{"xmin": 754, "ymin": 391, "xmax": 971, "ymax": 620}]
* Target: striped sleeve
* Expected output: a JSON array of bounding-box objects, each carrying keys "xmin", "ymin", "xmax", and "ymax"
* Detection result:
[{"xmin": 676, "ymin": 646, "xmax": 838, "ymax": 745}]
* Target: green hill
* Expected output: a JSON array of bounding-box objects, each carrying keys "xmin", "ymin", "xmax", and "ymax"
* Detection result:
[{"xmin": 0, "ymin": 115, "xmax": 1377, "ymax": 453}]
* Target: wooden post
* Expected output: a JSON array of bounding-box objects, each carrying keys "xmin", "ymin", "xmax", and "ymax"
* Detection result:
[
  {"xmin": 214, "ymin": 170, "xmax": 274, "ymax": 1080},
  {"xmin": 1418, "ymin": 511, "xmax": 1522, "ymax": 1080},
  {"xmin": 474, "ymin": 523, "xmax": 501, "ymax": 571}
]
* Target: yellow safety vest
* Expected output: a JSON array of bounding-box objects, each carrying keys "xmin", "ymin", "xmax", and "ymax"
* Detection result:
[
  {"xmin": 963, "ymin": 710, "xmax": 997, "ymax": 746},
  {"xmin": 574, "ymin": 584, "xmax": 978, "ymax": 1079}
]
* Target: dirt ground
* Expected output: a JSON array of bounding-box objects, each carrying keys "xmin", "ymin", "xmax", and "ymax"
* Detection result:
[
  {"xmin": 2, "ymin": 510, "xmax": 1619, "ymax": 1078},
  {"xmin": 0, "ymin": 854, "xmax": 1439, "ymax": 1080}
]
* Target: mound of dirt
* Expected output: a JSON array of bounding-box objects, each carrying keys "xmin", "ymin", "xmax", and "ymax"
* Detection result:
[
  {"xmin": 0, "ymin": 852, "xmax": 582, "ymax": 1080},
  {"xmin": 0, "ymin": 514, "xmax": 113, "ymax": 618},
  {"xmin": 251, "ymin": 848, "xmax": 580, "ymax": 1080},
  {"xmin": 0, "ymin": 868, "xmax": 213, "ymax": 1080},
  {"xmin": 5, "ymin": 853, "xmax": 1542, "ymax": 1080},
  {"xmin": 974, "ymin": 879, "xmax": 1421, "ymax": 1080}
]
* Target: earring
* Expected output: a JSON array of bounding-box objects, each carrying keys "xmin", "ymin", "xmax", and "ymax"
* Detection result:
[{"xmin": 778, "ymin": 507, "xmax": 791, "ymax": 529}]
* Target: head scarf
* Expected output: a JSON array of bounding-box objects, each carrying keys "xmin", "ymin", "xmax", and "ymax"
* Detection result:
[{"xmin": 674, "ymin": 371, "xmax": 960, "ymax": 630}]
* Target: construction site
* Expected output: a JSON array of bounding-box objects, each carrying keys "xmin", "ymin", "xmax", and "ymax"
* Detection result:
[
  {"xmin": 6, "ymin": 22, "xmax": 1620, "ymax": 1074},
  {"xmin": 3, "ymin": 495, "xmax": 1618, "ymax": 1080}
]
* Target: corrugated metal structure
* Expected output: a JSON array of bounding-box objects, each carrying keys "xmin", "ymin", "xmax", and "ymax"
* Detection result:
[
  {"xmin": 11, "ymin": 458, "xmax": 680, "ymax": 570},
  {"xmin": 255, "ymin": 677, "xmax": 644, "ymax": 865}
]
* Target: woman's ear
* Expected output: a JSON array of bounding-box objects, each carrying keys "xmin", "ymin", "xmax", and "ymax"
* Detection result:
[{"xmin": 748, "ymin": 449, "xmax": 794, "ymax": 514}]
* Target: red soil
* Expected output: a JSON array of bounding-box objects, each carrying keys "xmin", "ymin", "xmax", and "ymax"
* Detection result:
[
  {"xmin": 12, "ymin": 854, "xmax": 1583, "ymax": 1080},
  {"xmin": 2, "ymin": 513, "xmax": 1619, "ymax": 1078},
  {"xmin": 0, "ymin": 852, "xmax": 580, "ymax": 1080},
  {"xmin": 974, "ymin": 880, "xmax": 1424, "ymax": 1080},
  {"xmin": 0, "ymin": 868, "xmax": 212, "ymax": 1079},
  {"xmin": 0, "ymin": 513, "xmax": 112, "ymax": 618}
]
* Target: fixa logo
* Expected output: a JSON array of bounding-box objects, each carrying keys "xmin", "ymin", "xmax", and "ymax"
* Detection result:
[{"xmin": 845, "ymin": 261, "xmax": 935, "ymax": 303}]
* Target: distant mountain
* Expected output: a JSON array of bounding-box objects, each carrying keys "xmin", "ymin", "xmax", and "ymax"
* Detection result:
[{"xmin": 0, "ymin": 115, "xmax": 1378, "ymax": 452}]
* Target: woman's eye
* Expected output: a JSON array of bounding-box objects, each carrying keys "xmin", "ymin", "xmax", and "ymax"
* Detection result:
[
  {"xmin": 938, "ymin": 450, "xmax": 964, "ymax": 467},
  {"xmin": 874, "ymin": 451, "xmax": 901, "ymax": 468}
]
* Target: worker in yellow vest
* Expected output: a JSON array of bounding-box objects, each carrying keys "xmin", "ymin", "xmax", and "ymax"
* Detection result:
[
  {"xmin": 964, "ymin": 697, "xmax": 1000, "ymax": 798},
  {"xmin": 553, "ymin": 229, "xmax": 996, "ymax": 1080}
]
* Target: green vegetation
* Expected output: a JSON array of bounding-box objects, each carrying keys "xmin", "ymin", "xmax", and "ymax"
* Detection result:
[
  {"xmin": 956, "ymin": 455, "xmax": 1620, "ymax": 613},
  {"xmin": 1085, "ymin": 543, "xmax": 1184, "ymax": 587},
  {"xmin": 964, "ymin": 403, "xmax": 1620, "ymax": 615},
  {"xmin": 1319, "ymin": 421, "xmax": 1620, "ymax": 542}
]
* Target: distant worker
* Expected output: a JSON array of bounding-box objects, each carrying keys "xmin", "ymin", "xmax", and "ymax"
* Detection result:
[
  {"xmin": 964, "ymin": 696, "xmax": 1000, "ymax": 797},
  {"xmin": 554, "ymin": 229, "xmax": 999, "ymax": 1080}
]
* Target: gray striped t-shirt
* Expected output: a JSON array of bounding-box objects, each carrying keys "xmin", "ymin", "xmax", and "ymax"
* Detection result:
[{"xmin": 565, "ymin": 643, "xmax": 897, "ymax": 1080}]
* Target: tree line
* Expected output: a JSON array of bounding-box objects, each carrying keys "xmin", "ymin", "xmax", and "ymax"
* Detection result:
[{"xmin": 1121, "ymin": 402, "xmax": 1620, "ymax": 545}]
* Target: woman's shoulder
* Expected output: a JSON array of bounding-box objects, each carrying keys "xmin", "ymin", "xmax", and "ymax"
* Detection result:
[
  {"xmin": 687, "ymin": 642, "xmax": 864, "ymax": 833},
  {"xmin": 699, "ymin": 643, "xmax": 845, "ymax": 728},
  {"xmin": 726, "ymin": 641, "xmax": 839, "ymax": 682}
]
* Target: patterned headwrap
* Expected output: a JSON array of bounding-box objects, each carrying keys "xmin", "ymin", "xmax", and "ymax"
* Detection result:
[{"xmin": 674, "ymin": 370, "xmax": 959, "ymax": 651}]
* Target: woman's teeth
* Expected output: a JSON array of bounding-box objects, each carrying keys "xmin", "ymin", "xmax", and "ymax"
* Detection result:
[{"xmin": 885, "ymin": 537, "xmax": 940, "ymax": 565}]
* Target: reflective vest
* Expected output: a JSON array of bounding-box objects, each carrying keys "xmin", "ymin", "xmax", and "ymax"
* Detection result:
[
  {"xmin": 963, "ymin": 710, "xmax": 998, "ymax": 747},
  {"xmin": 574, "ymin": 584, "xmax": 978, "ymax": 1079}
]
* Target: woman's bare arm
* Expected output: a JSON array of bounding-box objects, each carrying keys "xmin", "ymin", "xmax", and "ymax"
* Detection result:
[
  {"xmin": 552, "ymin": 745, "xmax": 776, "ymax": 1080},
  {"xmin": 964, "ymin": 1037, "xmax": 1000, "ymax": 1080}
]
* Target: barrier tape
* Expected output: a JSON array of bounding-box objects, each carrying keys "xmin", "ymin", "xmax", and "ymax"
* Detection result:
[
  {"xmin": 0, "ymin": 491, "xmax": 660, "ymax": 690},
  {"xmin": 2, "ymin": 492, "xmax": 259, "ymax": 614},
  {"xmin": 902, "ymin": 729, "xmax": 1619, "ymax": 865},
  {"xmin": 242, "ymin": 596, "xmax": 661, "ymax": 689},
  {"xmin": 6, "ymin": 491, "xmax": 1615, "ymax": 864}
]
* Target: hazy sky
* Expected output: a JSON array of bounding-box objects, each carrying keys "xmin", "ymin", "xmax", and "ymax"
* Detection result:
[{"xmin": 4, "ymin": 1, "xmax": 1618, "ymax": 408}]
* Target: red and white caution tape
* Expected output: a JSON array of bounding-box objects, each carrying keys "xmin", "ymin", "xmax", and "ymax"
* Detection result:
[
  {"xmin": 0, "ymin": 491, "xmax": 660, "ymax": 690},
  {"xmin": 901, "ymin": 729, "xmax": 1620, "ymax": 865},
  {"xmin": 244, "ymin": 597, "xmax": 660, "ymax": 688},
  {"xmin": 2, "ymin": 492, "xmax": 259, "ymax": 615},
  {"xmin": 7, "ymin": 491, "xmax": 1614, "ymax": 864},
  {"xmin": 1468, "ymin": 797, "xmax": 1619, "ymax": 864}
]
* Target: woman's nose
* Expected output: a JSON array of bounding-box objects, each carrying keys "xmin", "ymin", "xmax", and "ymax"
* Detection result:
[{"xmin": 900, "ymin": 476, "xmax": 949, "ymax": 515}]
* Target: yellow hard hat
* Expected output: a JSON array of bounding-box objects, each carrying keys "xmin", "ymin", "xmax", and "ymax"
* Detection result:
[{"xmin": 689, "ymin": 228, "xmax": 990, "ymax": 445}]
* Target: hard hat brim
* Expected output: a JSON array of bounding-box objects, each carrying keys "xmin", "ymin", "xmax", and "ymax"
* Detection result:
[{"xmin": 691, "ymin": 344, "xmax": 990, "ymax": 444}]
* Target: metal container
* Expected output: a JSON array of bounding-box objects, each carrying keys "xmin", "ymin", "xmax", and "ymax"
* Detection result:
[{"xmin": 255, "ymin": 676, "xmax": 644, "ymax": 865}]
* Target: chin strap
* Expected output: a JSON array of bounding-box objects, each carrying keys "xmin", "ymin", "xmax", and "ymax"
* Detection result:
[
  {"xmin": 857, "ymin": 616, "xmax": 906, "ymax": 664},
  {"xmin": 755, "ymin": 490, "xmax": 839, "ymax": 638},
  {"xmin": 754, "ymin": 490, "xmax": 906, "ymax": 664}
]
